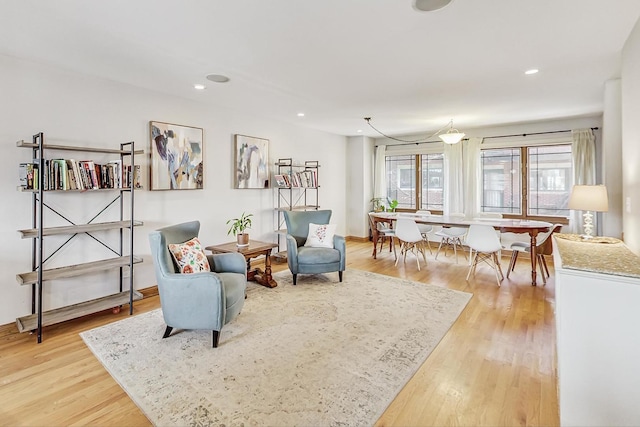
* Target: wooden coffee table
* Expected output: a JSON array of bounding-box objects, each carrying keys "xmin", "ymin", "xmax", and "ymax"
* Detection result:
[{"xmin": 205, "ymin": 240, "xmax": 279, "ymax": 288}]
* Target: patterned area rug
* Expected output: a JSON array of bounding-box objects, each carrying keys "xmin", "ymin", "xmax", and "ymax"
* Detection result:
[{"xmin": 81, "ymin": 269, "xmax": 472, "ymax": 427}]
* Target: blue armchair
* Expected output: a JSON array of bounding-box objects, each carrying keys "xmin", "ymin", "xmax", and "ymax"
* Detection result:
[
  {"xmin": 283, "ymin": 210, "xmax": 346, "ymax": 285},
  {"xmin": 148, "ymin": 221, "xmax": 247, "ymax": 347}
]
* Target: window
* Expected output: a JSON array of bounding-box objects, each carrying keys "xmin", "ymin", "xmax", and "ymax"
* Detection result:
[
  {"xmin": 385, "ymin": 155, "xmax": 416, "ymax": 209},
  {"xmin": 420, "ymin": 153, "xmax": 443, "ymax": 211},
  {"xmin": 481, "ymin": 144, "xmax": 572, "ymax": 219},
  {"xmin": 385, "ymin": 153, "xmax": 443, "ymax": 211}
]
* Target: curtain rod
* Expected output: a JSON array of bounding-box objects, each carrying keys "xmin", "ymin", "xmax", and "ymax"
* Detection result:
[{"xmin": 375, "ymin": 127, "xmax": 599, "ymax": 148}]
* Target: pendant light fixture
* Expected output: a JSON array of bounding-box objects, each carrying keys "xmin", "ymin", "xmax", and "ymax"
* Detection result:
[{"xmin": 364, "ymin": 117, "xmax": 466, "ymax": 144}]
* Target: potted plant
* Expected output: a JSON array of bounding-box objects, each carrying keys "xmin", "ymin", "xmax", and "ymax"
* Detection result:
[
  {"xmin": 227, "ymin": 212, "xmax": 253, "ymax": 246},
  {"xmin": 370, "ymin": 197, "xmax": 386, "ymax": 212},
  {"xmin": 386, "ymin": 199, "xmax": 399, "ymax": 212}
]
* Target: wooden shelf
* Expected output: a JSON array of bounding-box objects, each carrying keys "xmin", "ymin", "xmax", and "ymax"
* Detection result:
[
  {"xmin": 18, "ymin": 186, "xmax": 143, "ymax": 193},
  {"xmin": 17, "ymin": 256, "xmax": 143, "ymax": 285},
  {"xmin": 274, "ymin": 205, "xmax": 320, "ymax": 212},
  {"xmin": 16, "ymin": 140, "xmax": 144, "ymax": 155},
  {"xmin": 15, "ymin": 290, "xmax": 143, "ymax": 333},
  {"xmin": 19, "ymin": 220, "xmax": 143, "ymax": 239}
]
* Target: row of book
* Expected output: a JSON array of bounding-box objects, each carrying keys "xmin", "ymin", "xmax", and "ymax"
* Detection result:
[
  {"xmin": 19, "ymin": 159, "xmax": 141, "ymax": 191},
  {"xmin": 274, "ymin": 170, "xmax": 318, "ymax": 188}
]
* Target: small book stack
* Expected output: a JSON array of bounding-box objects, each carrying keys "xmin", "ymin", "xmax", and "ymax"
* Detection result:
[{"xmin": 274, "ymin": 170, "xmax": 317, "ymax": 188}]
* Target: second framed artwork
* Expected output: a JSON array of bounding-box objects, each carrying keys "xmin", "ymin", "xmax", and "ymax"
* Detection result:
[
  {"xmin": 149, "ymin": 121, "xmax": 204, "ymax": 190},
  {"xmin": 234, "ymin": 134, "xmax": 269, "ymax": 189}
]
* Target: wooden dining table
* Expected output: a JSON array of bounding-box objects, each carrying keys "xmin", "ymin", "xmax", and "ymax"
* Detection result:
[{"xmin": 370, "ymin": 212, "xmax": 552, "ymax": 286}]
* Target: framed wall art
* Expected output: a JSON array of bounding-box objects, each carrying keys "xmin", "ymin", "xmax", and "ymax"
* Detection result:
[
  {"xmin": 234, "ymin": 134, "xmax": 269, "ymax": 189},
  {"xmin": 149, "ymin": 121, "xmax": 204, "ymax": 190}
]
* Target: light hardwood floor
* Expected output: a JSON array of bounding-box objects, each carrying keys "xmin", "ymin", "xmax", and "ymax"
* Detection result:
[{"xmin": 0, "ymin": 240, "xmax": 559, "ymax": 426}]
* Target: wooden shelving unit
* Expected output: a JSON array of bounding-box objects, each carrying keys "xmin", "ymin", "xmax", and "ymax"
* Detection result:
[
  {"xmin": 16, "ymin": 132, "xmax": 143, "ymax": 343},
  {"xmin": 274, "ymin": 158, "xmax": 320, "ymax": 258}
]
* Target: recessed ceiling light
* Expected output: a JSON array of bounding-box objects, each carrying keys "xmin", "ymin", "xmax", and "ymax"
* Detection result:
[
  {"xmin": 193, "ymin": 83, "xmax": 206, "ymax": 90},
  {"xmin": 357, "ymin": 130, "xmax": 363, "ymax": 133},
  {"xmin": 206, "ymin": 74, "xmax": 230, "ymax": 83},
  {"xmin": 297, "ymin": 113, "xmax": 305, "ymax": 117},
  {"xmin": 525, "ymin": 69, "xmax": 539, "ymax": 75}
]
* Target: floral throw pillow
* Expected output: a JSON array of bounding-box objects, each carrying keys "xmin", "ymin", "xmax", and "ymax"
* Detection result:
[
  {"xmin": 304, "ymin": 223, "xmax": 337, "ymax": 248},
  {"xmin": 168, "ymin": 237, "xmax": 210, "ymax": 274}
]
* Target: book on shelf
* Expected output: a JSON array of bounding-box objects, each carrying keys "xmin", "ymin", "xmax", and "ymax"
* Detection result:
[
  {"xmin": 18, "ymin": 156, "xmax": 141, "ymax": 191},
  {"xmin": 18, "ymin": 162, "xmax": 37, "ymax": 189},
  {"xmin": 274, "ymin": 174, "xmax": 288, "ymax": 187}
]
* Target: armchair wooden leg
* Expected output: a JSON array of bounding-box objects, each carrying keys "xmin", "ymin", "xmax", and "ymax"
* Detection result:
[
  {"xmin": 162, "ymin": 326, "xmax": 173, "ymax": 339},
  {"xmin": 339, "ymin": 271, "xmax": 343, "ymax": 282},
  {"xmin": 292, "ymin": 274, "xmax": 297, "ymax": 286},
  {"xmin": 213, "ymin": 330, "xmax": 220, "ymax": 348}
]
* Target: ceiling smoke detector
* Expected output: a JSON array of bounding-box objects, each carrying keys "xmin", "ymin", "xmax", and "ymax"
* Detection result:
[
  {"xmin": 206, "ymin": 74, "xmax": 230, "ymax": 83},
  {"xmin": 412, "ymin": 0, "xmax": 454, "ymax": 12}
]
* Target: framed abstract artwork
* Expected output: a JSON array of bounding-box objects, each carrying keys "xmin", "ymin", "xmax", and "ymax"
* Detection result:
[
  {"xmin": 149, "ymin": 121, "xmax": 204, "ymax": 190},
  {"xmin": 234, "ymin": 134, "xmax": 269, "ymax": 189}
]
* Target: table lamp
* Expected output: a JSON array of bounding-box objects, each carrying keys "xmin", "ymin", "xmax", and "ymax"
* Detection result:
[{"xmin": 567, "ymin": 184, "xmax": 608, "ymax": 239}]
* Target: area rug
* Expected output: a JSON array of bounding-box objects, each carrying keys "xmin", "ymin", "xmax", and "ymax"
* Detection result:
[{"xmin": 81, "ymin": 269, "xmax": 472, "ymax": 427}]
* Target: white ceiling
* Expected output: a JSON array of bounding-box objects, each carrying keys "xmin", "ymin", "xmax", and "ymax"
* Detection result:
[{"xmin": 2, "ymin": 0, "xmax": 640, "ymax": 138}]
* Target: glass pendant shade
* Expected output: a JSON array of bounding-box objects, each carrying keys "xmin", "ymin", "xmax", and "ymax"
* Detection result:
[{"xmin": 439, "ymin": 130, "xmax": 465, "ymax": 144}]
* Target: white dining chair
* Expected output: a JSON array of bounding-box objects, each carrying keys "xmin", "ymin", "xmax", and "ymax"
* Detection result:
[
  {"xmin": 465, "ymin": 223, "xmax": 505, "ymax": 286},
  {"xmin": 435, "ymin": 213, "xmax": 467, "ymax": 263},
  {"xmin": 415, "ymin": 210, "xmax": 434, "ymax": 254},
  {"xmin": 472, "ymin": 212, "xmax": 504, "ymax": 262},
  {"xmin": 394, "ymin": 218, "xmax": 428, "ymax": 271}
]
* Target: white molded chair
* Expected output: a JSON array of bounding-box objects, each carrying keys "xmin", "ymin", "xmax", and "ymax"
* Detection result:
[
  {"xmin": 472, "ymin": 212, "xmax": 504, "ymax": 262},
  {"xmin": 465, "ymin": 224, "xmax": 505, "ymax": 286},
  {"xmin": 435, "ymin": 213, "xmax": 467, "ymax": 263},
  {"xmin": 368, "ymin": 212, "xmax": 396, "ymax": 260},
  {"xmin": 394, "ymin": 218, "xmax": 428, "ymax": 271},
  {"xmin": 507, "ymin": 224, "xmax": 563, "ymax": 285},
  {"xmin": 415, "ymin": 210, "xmax": 434, "ymax": 254}
]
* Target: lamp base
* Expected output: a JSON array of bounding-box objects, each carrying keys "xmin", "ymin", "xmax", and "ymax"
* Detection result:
[{"xmin": 581, "ymin": 211, "xmax": 594, "ymax": 239}]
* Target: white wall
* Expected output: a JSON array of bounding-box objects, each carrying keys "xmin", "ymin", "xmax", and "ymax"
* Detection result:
[
  {"xmin": 0, "ymin": 54, "xmax": 347, "ymax": 326},
  {"xmin": 622, "ymin": 18, "xmax": 640, "ymax": 254},
  {"xmin": 346, "ymin": 135, "xmax": 375, "ymax": 238},
  {"xmin": 602, "ymin": 79, "xmax": 623, "ymax": 238}
]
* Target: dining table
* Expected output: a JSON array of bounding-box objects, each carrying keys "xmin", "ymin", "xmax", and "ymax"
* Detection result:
[{"xmin": 370, "ymin": 212, "xmax": 552, "ymax": 286}]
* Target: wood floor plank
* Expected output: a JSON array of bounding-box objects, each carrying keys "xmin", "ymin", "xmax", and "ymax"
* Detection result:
[{"xmin": 0, "ymin": 240, "xmax": 559, "ymax": 426}]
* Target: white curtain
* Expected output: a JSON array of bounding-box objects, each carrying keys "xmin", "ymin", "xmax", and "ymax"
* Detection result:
[
  {"xmin": 570, "ymin": 129, "xmax": 596, "ymax": 233},
  {"xmin": 463, "ymin": 137, "xmax": 483, "ymax": 219},
  {"xmin": 443, "ymin": 142, "xmax": 464, "ymax": 215},
  {"xmin": 373, "ymin": 145, "xmax": 386, "ymax": 200}
]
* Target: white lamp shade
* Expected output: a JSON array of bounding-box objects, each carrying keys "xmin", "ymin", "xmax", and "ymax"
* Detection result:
[
  {"xmin": 568, "ymin": 185, "xmax": 609, "ymax": 212},
  {"xmin": 439, "ymin": 131, "xmax": 465, "ymax": 144}
]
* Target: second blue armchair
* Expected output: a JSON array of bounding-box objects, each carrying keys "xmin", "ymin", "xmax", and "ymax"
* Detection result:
[{"xmin": 283, "ymin": 210, "xmax": 346, "ymax": 285}]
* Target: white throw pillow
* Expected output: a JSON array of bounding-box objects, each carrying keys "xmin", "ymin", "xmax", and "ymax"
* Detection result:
[{"xmin": 304, "ymin": 223, "xmax": 336, "ymax": 248}]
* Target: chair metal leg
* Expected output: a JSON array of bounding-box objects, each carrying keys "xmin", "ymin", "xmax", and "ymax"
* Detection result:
[
  {"xmin": 391, "ymin": 237, "xmax": 397, "ymax": 260},
  {"xmin": 162, "ymin": 326, "xmax": 173, "ymax": 339},
  {"xmin": 507, "ymin": 250, "xmax": 518, "ymax": 278},
  {"xmin": 538, "ymin": 254, "xmax": 547, "ymax": 285},
  {"xmin": 213, "ymin": 330, "xmax": 220, "ymax": 348},
  {"xmin": 541, "ymin": 255, "xmax": 550, "ymax": 277}
]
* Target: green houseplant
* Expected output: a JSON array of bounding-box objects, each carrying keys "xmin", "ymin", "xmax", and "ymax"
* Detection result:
[
  {"xmin": 227, "ymin": 212, "xmax": 253, "ymax": 246},
  {"xmin": 386, "ymin": 199, "xmax": 399, "ymax": 212}
]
